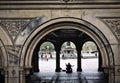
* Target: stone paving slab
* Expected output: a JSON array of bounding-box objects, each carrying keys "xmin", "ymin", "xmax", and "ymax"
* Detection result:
[{"xmin": 26, "ymin": 72, "xmax": 108, "ymax": 83}]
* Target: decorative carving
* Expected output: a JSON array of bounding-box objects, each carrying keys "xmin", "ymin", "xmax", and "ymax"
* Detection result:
[
  {"xmin": 0, "ymin": 18, "xmax": 31, "ymax": 41},
  {"xmin": 115, "ymin": 65, "xmax": 120, "ymax": 75},
  {"xmin": 100, "ymin": 18, "xmax": 120, "ymax": 41},
  {"xmin": 0, "ymin": 17, "xmax": 46, "ymax": 44},
  {"xmin": 11, "ymin": 69, "xmax": 16, "ymax": 76},
  {"xmin": 17, "ymin": 16, "xmax": 46, "ymax": 43},
  {"xmin": 5, "ymin": 45, "xmax": 22, "ymax": 65},
  {"xmin": 105, "ymin": 19, "xmax": 120, "ymax": 36},
  {"xmin": 117, "ymin": 68, "xmax": 120, "ymax": 73}
]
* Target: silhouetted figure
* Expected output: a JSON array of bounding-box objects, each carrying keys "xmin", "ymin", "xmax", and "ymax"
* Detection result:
[
  {"xmin": 41, "ymin": 53, "xmax": 43, "ymax": 60},
  {"xmin": 62, "ymin": 54, "xmax": 65, "ymax": 59},
  {"xmin": 66, "ymin": 63, "xmax": 72, "ymax": 73},
  {"xmin": 45, "ymin": 54, "xmax": 48, "ymax": 61},
  {"xmin": 49, "ymin": 53, "xmax": 52, "ymax": 59}
]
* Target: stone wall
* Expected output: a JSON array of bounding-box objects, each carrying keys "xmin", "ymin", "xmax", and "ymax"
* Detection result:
[{"xmin": 0, "ymin": 0, "xmax": 120, "ymax": 83}]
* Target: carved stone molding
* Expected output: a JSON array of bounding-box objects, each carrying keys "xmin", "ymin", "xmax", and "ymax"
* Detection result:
[
  {"xmin": 5, "ymin": 45, "xmax": 22, "ymax": 66},
  {"xmin": 0, "ymin": 48, "xmax": 2, "ymax": 67},
  {"xmin": 115, "ymin": 65, "xmax": 120, "ymax": 76},
  {"xmin": 0, "ymin": 18, "xmax": 31, "ymax": 41},
  {"xmin": 99, "ymin": 17, "xmax": 120, "ymax": 41},
  {"xmin": 15, "ymin": 16, "xmax": 46, "ymax": 44},
  {"xmin": 0, "ymin": 17, "xmax": 46, "ymax": 44},
  {"xmin": 0, "ymin": 0, "xmax": 120, "ymax": 10}
]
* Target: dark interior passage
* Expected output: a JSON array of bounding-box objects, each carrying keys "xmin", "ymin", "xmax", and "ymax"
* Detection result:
[
  {"xmin": 27, "ymin": 28, "xmax": 108, "ymax": 83},
  {"xmin": 31, "ymin": 29, "xmax": 103, "ymax": 73}
]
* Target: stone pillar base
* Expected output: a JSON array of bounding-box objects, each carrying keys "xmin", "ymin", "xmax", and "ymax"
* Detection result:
[
  {"xmin": 77, "ymin": 68, "xmax": 82, "ymax": 72},
  {"xmin": 55, "ymin": 68, "xmax": 61, "ymax": 72}
]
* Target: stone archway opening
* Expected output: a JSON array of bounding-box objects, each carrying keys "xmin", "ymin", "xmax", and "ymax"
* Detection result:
[
  {"xmin": 81, "ymin": 41, "xmax": 99, "ymax": 72},
  {"xmin": 26, "ymin": 28, "xmax": 108, "ymax": 83},
  {"xmin": 0, "ymin": 40, "xmax": 7, "ymax": 83},
  {"xmin": 22, "ymin": 17, "xmax": 114, "ymax": 83},
  {"xmin": 39, "ymin": 41, "xmax": 56, "ymax": 73},
  {"xmin": 32, "ymin": 28, "xmax": 102, "ymax": 72},
  {"xmin": 60, "ymin": 41, "xmax": 77, "ymax": 72},
  {"xmin": 0, "ymin": 48, "xmax": 4, "ymax": 83}
]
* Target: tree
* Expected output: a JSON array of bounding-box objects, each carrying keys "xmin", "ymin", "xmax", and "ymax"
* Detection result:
[
  {"xmin": 40, "ymin": 42, "xmax": 55, "ymax": 52},
  {"xmin": 82, "ymin": 41, "xmax": 97, "ymax": 53}
]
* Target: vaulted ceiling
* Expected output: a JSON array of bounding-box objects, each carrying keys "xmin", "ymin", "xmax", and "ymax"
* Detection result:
[{"xmin": 41, "ymin": 29, "xmax": 93, "ymax": 45}]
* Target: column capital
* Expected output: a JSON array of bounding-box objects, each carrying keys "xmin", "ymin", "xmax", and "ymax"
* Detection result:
[
  {"xmin": 55, "ymin": 45, "xmax": 61, "ymax": 52},
  {"xmin": 55, "ymin": 68, "xmax": 61, "ymax": 72},
  {"xmin": 75, "ymin": 43, "xmax": 82, "ymax": 52},
  {"xmin": 24, "ymin": 66, "xmax": 32, "ymax": 75}
]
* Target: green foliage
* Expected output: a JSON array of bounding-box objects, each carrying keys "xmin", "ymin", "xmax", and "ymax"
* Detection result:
[
  {"xmin": 62, "ymin": 42, "xmax": 76, "ymax": 48},
  {"xmin": 40, "ymin": 42, "xmax": 55, "ymax": 51},
  {"xmin": 82, "ymin": 41, "xmax": 97, "ymax": 52},
  {"xmin": 40, "ymin": 41, "xmax": 97, "ymax": 53}
]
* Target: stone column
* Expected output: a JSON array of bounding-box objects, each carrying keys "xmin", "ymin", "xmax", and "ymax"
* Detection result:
[
  {"xmin": 109, "ymin": 67, "xmax": 115, "ymax": 83},
  {"xmin": 19, "ymin": 66, "xmax": 32, "ymax": 83},
  {"xmin": 0, "ymin": 70, "xmax": 4, "ymax": 83},
  {"xmin": 55, "ymin": 49, "xmax": 61, "ymax": 72},
  {"xmin": 76, "ymin": 47, "xmax": 82, "ymax": 72},
  {"xmin": 98, "ymin": 48, "xmax": 103, "ymax": 71},
  {"xmin": 32, "ymin": 52, "xmax": 39, "ymax": 72},
  {"xmin": 32, "ymin": 45, "xmax": 39, "ymax": 72},
  {"xmin": 19, "ymin": 69, "xmax": 25, "ymax": 83},
  {"xmin": 55, "ymin": 44, "xmax": 61, "ymax": 72},
  {"xmin": 6, "ymin": 67, "xmax": 20, "ymax": 83},
  {"xmin": 4, "ymin": 67, "xmax": 8, "ymax": 83},
  {"xmin": 0, "ymin": 68, "xmax": 6, "ymax": 83}
]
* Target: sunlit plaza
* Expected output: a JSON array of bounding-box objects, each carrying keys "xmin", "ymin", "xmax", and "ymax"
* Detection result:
[
  {"xmin": 28, "ymin": 42, "xmax": 109, "ymax": 83},
  {"xmin": 39, "ymin": 58, "xmax": 98, "ymax": 73},
  {"xmin": 38, "ymin": 41, "xmax": 99, "ymax": 73},
  {"xmin": 26, "ymin": 56, "xmax": 108, "ymax": 83}
]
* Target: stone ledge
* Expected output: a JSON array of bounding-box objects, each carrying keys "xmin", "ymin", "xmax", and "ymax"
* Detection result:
[{"xmin": 0, "ymin": 0, "xmax": 120, "ymax": 10}]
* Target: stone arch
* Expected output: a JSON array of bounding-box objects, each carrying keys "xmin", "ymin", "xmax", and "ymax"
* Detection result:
[
  {"xmin": 0, "ymin": 25, "xmax": 13, "ymax": 45},
  {"xmin": 32, "ymin": 41, "xmax": 56, "ymax": 72},
  {"xmin": 81, "ymin": 40, "xmax": 102, "ymax": 71},
  {"xmin": 0, "ymin": 39, "xmax": 8, "ymax": 83},
  {"xmin": 0, "ymin": 39, "xmax": 8, "ymax": 68},
  {"xmin": 20, "ymin": 17, "xmax": 115, "ymax": 83}
]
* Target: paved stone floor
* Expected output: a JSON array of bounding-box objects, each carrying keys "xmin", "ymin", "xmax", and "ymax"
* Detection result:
[
  {"xmin": 26, "ymin": 72, "xmax": 108, "ymax": 83},
  {"xmin": 26, "ymin": 58, "xmax": 108, "ymax": 83}
]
